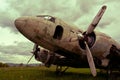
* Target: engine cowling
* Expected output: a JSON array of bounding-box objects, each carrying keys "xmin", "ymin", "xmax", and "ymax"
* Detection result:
[
  {"xmin": 79, "ymin": 32, "xmax": 96, "ymax": 49},
  {"xmin": 34, "ymin": 48, "xmax": 90, "ymax": 68},
  {"xmin": 34, "ymin": 48, "xmax": 49, "ymax": 63}
]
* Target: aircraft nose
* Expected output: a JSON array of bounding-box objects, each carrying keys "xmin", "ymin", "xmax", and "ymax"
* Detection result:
[{"xmin": 14, "ymin": 17, "xmax": 27, "ymax": 30}]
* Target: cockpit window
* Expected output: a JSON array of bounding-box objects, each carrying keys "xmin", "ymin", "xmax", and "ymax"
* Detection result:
[
  {"xmin": 37, "ymin": 15, "xmax": 55, "ymax": 23},
  {"xmin": 44, "ymin": 16, "xmax": 51, "ymax": 20}
]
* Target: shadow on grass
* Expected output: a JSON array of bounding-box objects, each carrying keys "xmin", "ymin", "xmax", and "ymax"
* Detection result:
[
  {"xmin": 43, "ymin": 70, "xmax": 120, "ymax": 80},
  {"xmin": 0, "ymin": 67, "xmax": 119, "ymax": 80}
]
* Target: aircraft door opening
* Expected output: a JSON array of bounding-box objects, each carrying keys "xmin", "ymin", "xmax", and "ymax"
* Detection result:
[{"xmin": 53, "ymin": 25, "xmax": 63, "ymax": 40}]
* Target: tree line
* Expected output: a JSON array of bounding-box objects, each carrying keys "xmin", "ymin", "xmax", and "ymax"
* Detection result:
[{"xmin": 0, "ymin": 62, "xmax": 9, "ymax": 67}]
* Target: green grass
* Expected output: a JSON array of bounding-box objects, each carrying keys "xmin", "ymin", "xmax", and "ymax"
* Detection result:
[{"xmin": 0, "ymin": 66, "xmax": 119, "ymax": 80}]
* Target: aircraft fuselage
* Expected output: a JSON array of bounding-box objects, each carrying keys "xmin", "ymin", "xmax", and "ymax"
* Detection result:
[
  {"xmin": 15, "ymin": 6, "xmax": 120, "ymax": 77},
  {"xmin": 15, "ymin": 15, "xmax": 120, "ymax": 61}
]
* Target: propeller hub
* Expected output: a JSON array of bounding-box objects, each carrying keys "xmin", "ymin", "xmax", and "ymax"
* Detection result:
[{"xmin": 78, "ymin": 32, "xmax": 96, "ymax": 49}]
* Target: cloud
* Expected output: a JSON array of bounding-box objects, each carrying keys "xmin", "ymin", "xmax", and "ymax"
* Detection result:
[
  {"xmin": 0, "ymin": 41, "xmax": 39, "ymax": 63},
  {"xmin": 1, "ymin": 0, "xmax": 120, "ymax": 63},
  {"xmin": 0, "ymin": 52, "xmax": 38, "ymax": 63},
  {"xmin": 0, "ymin": 0, "xmax": 119, "ymax": 29},
  {"xmin": 0, "ymin": 0, "xmax": 100, "ymax": 33},
  {"xmin": 0, "ymin": 41, "xmax": 40, "ymax": 63},
  {"xmin": 0, "ymin": 42, "xmax": 33, "ymax": 56}
]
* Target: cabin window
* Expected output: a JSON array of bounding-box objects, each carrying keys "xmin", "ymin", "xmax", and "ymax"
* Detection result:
[{"xmin": 53, "ymin": 25, "xmax": 63, "ymax": 40}]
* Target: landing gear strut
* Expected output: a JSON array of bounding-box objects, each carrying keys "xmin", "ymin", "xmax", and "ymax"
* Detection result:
[
  {"xmin": 106, "ymin": 69, "xmax": 112, "ymax": 80},
  {"xmin": 55, "ymin": 65, "xmax": 69, "ymax": 75}
]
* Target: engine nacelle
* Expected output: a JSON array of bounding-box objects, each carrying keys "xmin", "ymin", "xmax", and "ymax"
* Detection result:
[
  {"xmin": 34, "ymin": 48, "xmax": 90, "ymax": 68},
  {"xmin": 34, "ymin": 48, "xmax": 49, "ymax": 63}
]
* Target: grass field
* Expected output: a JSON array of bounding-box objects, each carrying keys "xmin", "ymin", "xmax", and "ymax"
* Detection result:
[{"xmin": 0, "ymin": 66, "xmax": 119, "ymax": 80}]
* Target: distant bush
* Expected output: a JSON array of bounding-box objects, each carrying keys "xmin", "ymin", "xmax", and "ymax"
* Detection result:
[{"xmin": 0, "ymin": 62, "xmax": 9, "ymax": 67}]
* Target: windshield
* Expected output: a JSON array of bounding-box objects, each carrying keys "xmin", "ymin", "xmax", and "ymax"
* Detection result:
[{"xmin": 37, "ymin": 15, "xmax": 55, "ymax": 23}]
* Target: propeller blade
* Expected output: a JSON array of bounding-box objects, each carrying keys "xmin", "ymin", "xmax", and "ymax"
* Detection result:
[
  {"xmin": 86, "ymin": 5, "xmax": 107, "ymax": 35},
  {"xmin": 27, "ymin": 44, "xmax": 39, "ymax": 64},
  {"xmin": 85, "ymin": 41, "xmax": 97, "ymax": 77},
  {"xmin": 27, "ymin": 54, "xmax": 34, "ymax": 64},
  {"xmin": 33, "ymin": 44, "xmax": 38, "ymax": 53}
]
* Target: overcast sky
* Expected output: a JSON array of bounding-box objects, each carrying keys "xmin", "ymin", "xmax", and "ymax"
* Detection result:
[{"xmin": 0, "ymin": 0, "xmax": 120, "ymax": 63}]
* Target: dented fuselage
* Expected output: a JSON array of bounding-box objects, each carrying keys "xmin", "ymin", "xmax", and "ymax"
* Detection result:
[{"xmin": 15, "ymin": 15, "xmax": 120, "ymax": 68}]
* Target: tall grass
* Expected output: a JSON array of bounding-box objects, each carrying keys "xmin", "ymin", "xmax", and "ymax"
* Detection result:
[{"xmin": 0, "ymin": 66, "xmax": 119, "ymax": 80}]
